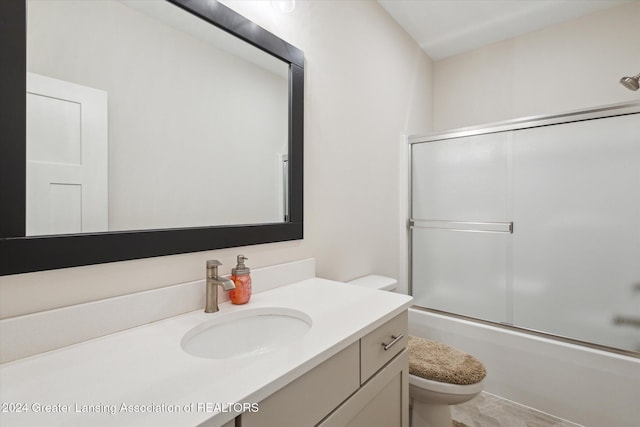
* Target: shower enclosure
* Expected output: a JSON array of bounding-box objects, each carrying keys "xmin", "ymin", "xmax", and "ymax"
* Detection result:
[{"xmin": 409, "ymin": 101, "xmax": 640, "ymax": 354}]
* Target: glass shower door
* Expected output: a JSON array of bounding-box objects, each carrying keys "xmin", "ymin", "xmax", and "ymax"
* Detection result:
[
  {"xmin": 411, "ymin": 132, "xmax": 512, "ymax": 324},
  {"xmin": 511, "ymin": 114, "xmax": 640, "ymax": 350},
  {"xmin": 410, "ymin": 104, "xmax": 640, "ymax": 353}
]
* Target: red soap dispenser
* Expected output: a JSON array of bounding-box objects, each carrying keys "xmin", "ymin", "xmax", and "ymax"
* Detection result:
[{"xmin": 229, "ymin": 255, "xmax": 252, "ymax": 304}]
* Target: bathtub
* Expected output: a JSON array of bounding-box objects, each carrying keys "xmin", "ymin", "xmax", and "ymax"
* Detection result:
[{"xmin": 408, "ymin": 307, "xmax": 640, "ymax": 427}]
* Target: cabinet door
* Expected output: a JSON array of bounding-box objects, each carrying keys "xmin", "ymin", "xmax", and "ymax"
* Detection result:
[
  {"xmin": 241, "ymin": 342, "xmax": 359, "ymax": 427},
  {"xmin": 318, "ymin": 350, "xmax": 409, "ymax": 427}
]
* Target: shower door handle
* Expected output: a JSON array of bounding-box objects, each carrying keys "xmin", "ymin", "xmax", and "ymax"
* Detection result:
[
  {"xmin": 409, "ymin": 219, "xmax": 513, "ymax": 234},
  {"xmin": 612, "ymin": 316, "xmax": 640, "ymax": 328}
]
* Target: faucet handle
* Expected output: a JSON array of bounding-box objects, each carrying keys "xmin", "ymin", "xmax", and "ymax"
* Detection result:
[
  {"xmin": 206, "ymin": 259, "xmax": 222, "ymax": 269},
  {"xmin": 206, "ymin": 259, "xmax": 223, "ymax": 279}
]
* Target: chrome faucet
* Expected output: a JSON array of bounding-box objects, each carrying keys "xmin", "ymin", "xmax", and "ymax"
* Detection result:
[{"xmin": 205, "ymin": 260, "xmax": 235, "ymax": 313}]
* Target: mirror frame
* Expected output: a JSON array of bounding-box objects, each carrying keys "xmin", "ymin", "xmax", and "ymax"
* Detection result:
[{"xmin": 0, "ymin": 0, "xmax": 304, "ymax": 276}]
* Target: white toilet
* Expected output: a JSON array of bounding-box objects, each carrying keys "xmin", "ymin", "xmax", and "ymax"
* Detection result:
[{"xmin": 348, "ymin": 275, "xmax": 486, "ymax": 427}]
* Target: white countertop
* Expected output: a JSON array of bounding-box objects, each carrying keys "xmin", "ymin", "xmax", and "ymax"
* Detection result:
[{"xmin": 0, "ymin": 278, "xmax": 412, "ymax": 426}]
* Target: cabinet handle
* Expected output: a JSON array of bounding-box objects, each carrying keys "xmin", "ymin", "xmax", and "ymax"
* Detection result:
[{"xmin": 381, "ymin": 334, "xmax": 404, "ymax": 351}]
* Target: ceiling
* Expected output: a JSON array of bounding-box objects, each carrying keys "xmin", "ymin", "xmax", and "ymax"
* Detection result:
[{"xmin": 377, "ymin": 0, "xmax": 631, "ymax": 60}]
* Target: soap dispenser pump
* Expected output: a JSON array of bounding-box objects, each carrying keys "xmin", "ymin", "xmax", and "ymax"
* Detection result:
[{"xmin": 229, "ymin": 255, "xmax": 252, "ymax": 305}]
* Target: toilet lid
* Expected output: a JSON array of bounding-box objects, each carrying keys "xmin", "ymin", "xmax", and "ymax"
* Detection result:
[{"xmin": 408, "ymin": 336, "xmax": 486, "ymax": 385}]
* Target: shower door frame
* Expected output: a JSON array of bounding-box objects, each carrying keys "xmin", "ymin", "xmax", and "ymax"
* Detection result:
[{"xmin": 407, "ymin": 100, "xmax": 640, "ymax": 357}]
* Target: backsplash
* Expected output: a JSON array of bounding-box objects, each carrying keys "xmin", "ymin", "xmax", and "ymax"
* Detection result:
[{"xmin": 0, "ymin": 259, "xmax": 316, "ymax": 363}]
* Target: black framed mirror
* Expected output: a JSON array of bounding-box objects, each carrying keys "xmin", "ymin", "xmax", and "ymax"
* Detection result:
[{"xmin": 0, "ymin": 0, "xmax": 304, "ymax": 276}]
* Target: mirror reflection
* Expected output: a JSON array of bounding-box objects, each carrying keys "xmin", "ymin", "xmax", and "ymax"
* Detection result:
[{"xmin": 26, "ymin": 0, "xmax": 290, "ymax": 236}]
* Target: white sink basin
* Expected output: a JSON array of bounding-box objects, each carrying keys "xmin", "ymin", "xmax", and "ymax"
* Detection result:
[{"xmin": 181, "ymin": 307, "xmax": 312, "ymax": 359}]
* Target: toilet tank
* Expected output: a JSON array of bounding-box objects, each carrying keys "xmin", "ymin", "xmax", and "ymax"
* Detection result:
[{"xmin": 348, "ymin": 275, "xmax": 397, "ymax": 292}]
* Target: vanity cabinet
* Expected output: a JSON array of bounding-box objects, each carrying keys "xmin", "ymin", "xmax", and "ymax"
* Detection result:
[
  {"xmin": 240, "ymin": 311, "xmax": 408, "ymax": 427},
  {"xmin": 318, "ymin": 349, "xmax": 408, "ymax": 427}
]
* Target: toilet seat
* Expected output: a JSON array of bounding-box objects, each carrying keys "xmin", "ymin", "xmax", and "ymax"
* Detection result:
[
  {"xmin": 408, "ymin": 336, "xmax": 486, "ymax": 386},
  {"xmin": 407, "ymin": 336, "xmax": 486, "ymax": 426}
]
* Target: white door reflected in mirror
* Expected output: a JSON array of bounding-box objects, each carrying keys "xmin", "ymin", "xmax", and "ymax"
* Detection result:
[
  {"xmin": 26, "ymin": 72, "xmax": 108, "ymax": 236},
  {"xmin": 26, "ymin": 0, "xmax": 290, "ymax": 235}
]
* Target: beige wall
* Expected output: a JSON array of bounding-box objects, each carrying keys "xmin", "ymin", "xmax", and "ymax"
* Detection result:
[
  {"xmin": 433, "ymin": 1, "xmax": 640, "ymax": 131},
  {"xmin": 227, "ymin": 0, "xmax": 433, "ymax": 287},
  {"xmin": 0, "ymin": 1, "xmax": 433, "ymax": 318}
]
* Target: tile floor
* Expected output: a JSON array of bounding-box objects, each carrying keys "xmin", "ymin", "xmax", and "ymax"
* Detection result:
[{"xmin": 451, "ymin": 392, "xmax": 582, "ymax": 427}]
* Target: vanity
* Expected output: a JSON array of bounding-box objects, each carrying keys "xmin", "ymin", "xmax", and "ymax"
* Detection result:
[
  {"xmin": 240, "ymin": 310, "xmax": 409, "ymax": 427},
  {"xmin": 0, "ymin": 260, "xmax": 412, "ymax": 426}
]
